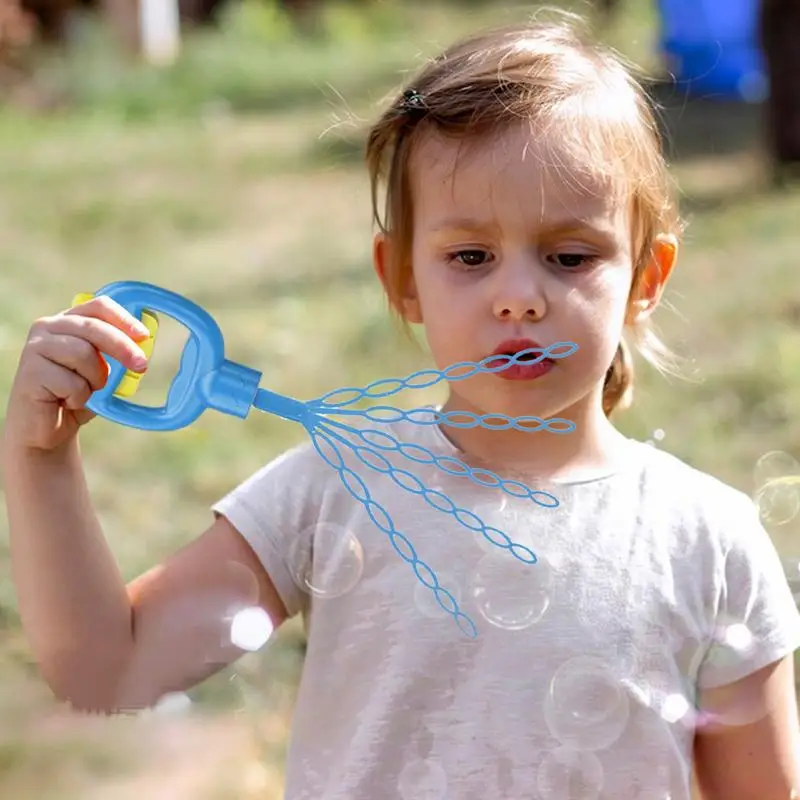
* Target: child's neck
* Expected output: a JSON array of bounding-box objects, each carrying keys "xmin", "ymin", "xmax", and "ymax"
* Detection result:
[{"xmin": 437, "ymin": 392, "xmax": 633, "ymax": 483}]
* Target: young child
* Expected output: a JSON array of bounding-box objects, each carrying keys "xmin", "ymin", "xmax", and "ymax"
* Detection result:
[{"xmin": 4, "ymin": 12, "xmax": 800, "ymax": 800}]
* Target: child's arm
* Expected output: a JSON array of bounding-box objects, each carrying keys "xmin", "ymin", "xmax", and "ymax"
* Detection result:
[
  {"xmin": 693, "ymin": 653, "xmax": 800, "ymax": 798},
  {"xmin": 121, "ymin": 513, "xmax": 288, "ymax": 709},
  {"xmin": 4, "ymin": 296, "xmax": 287, "ymax": 713},
  {"xmin": 5, "ymin": 442, "xmax": 287, "ymax": 713}
]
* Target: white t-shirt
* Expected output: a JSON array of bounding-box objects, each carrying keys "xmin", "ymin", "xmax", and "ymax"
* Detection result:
[{"xmin": 212, "ymin": 409, "xmax": 800, "ymax": 800}]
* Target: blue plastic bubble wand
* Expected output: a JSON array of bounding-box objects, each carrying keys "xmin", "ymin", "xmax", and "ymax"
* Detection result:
[{"xmin": 74, "ymin": 281, "xmax": 578, "ymax": 637}]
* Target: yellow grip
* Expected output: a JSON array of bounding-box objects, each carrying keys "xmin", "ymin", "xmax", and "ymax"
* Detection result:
[{"xmin": 71, "ymin": 292, "xmax": 158, "ymax": 398}]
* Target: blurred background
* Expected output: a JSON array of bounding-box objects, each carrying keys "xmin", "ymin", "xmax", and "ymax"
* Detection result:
[{"xmin": 0, "ymin": 0, "xmax": 799, "ymax": 797}]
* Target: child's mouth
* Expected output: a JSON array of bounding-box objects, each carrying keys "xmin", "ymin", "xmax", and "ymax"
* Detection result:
[{"xmin": 486, "ymin": 340, "xmax": 555, "ymax": 381}]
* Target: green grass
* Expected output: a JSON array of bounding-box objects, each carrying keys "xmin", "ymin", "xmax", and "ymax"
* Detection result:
[{"xmin": 0, "ymin": 0, "xmax": 799, "ymax": 796}]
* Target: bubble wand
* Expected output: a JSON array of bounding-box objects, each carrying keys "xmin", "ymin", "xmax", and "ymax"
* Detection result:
[{"xmin": 73, "ymin": 281, "xmax": 578, "ymax": 637}]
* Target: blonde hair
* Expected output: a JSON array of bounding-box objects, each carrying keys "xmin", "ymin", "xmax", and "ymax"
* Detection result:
[{"xmin": 365, "ymin": 11, "xmax": 684, "ymax": 417}]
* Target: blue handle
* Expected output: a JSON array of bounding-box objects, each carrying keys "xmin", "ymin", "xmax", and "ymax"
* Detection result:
[{"xmin": 85, "ymin": 281, "xmax": 262, "ymax": 432}]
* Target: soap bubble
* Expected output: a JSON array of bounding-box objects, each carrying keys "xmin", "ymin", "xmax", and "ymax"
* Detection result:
[
  {"xmin": 753, "ymin": 452, "xmax": 800, "ymax": 526},
  {"xmin": 544, "ymin": 656, "xmax": 630, "ymax": 751},
  {"xmin": 660, "ymin": 693, "xmax": 693, "ymax": 725},
  {"xmin": 114, "ymin": 559, "xmax": 263, "ymax": 707},
  {"xmin": 537, "ymin": 747, "xmax": 603, "ymax": 799},
  {"xmin": 621, "ymin": 668, "xmax": 683, "ymax": 722},
  {"xmin": 738, "ymin": 71, "xmax": 769, "ymax": 103},
  {"xmin": 471, "ymin": 502, "xmax": 538, "ymax": 559},
  {"xmin": 414, "ymin": 571, "xmax": 461, "ymax": 619},
  {"xmin": 289, "ymin": 522, "xmax": 365, "ymax": 598},
  {"xmin": 397, "ymin": 757, "xmax": 448, "ymax": 799},
  {"xmin": 689, "ymin": 621, "xmax": 775, "ymax": 727},
  {"xmin": 473, "ymin": 489, "xmax": 509, "ymax": 516},
  {"xmin": 469, "ymin": 551, "xmax": 553, "ymax": 630},
  {"xmin": 472, "ymin": 493, "xmax": 514, "ymax": 556},
  {"xmin": 230, "ymin": 606, "xmax": 274, "ymax": 652},
  {"xmin": 720, "ymin": 622, "xmax": 753, "ymax": 651},
  {"xmin": 621, "ymin": 663, "xmax": 702, "ymax": 734},
  {"xmin": 754, "ymin": 450, "xmax": 800, "ymax": 487},
  {"xmin": 755, "ymin": 477, "xmax": 800, "ymax": 526},
  {"xmin": 704, "ymin": 620, "xmax": 756, "ymax": 673},
  {"xmin": 151, "ymin": 691, "xmax": 192, "ymax": 715}
]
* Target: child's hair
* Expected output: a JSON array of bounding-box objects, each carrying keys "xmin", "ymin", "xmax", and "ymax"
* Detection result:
[{"xmin": 365, "ymin": 11, "xmax": 684, "ymax": 417}]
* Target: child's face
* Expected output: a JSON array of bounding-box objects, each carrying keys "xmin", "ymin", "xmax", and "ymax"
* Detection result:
[{"xmin": 376, "ymin": 122, "xmax": 670, "ymax": 422}]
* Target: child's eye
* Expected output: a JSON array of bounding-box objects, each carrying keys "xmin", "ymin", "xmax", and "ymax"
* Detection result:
[
  {"xmin": 548, "ymin": 253, "xmax": 597, "ymax": 270},
  {"xmin": 449, "ymin": 250, "xmax": 492, "ymax": 268}
]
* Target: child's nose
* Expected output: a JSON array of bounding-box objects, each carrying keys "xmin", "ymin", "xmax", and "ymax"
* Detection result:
[{"xmin": 491, "ymin": 261, "xmax": 547, "ymax": 322}]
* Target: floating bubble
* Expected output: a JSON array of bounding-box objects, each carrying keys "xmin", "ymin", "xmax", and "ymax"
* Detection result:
[
  {"xmin": 471, "ymin": 502, "xmax": 541, "ymax": 559},
  {"xmin": 755, "ymin": 478, "xmax": 800, "ymax": 526},
  {"xmin": 414, "ymin": 571, "xmax": 461, "ymax": 619},
  {"xmin": 223, "ymin": 558, "xmax": 263, "ymax": 604},
  {"xmin": 660, "ymin": 692, "xmax": 693, "ymax": 725},
  {"xmin": 469, "ymin": 551, "xmax": 553, "ymax": 630},
  {"xmin": 474, "ymin": 490, "xmax": 509, "ymax": 515},
  {"xmin": 752, "ymin": 452, "xmax": 800, "ymax": 526},
  {"xmin": 472, "ymin": 493, "xmax": 512, "ymax": 555},
  {"xmin": 151, "ymin": 691, "xmax": 192, "ymax": 715},
  {"xmin": 621, "ymin": 669, "xmax": 684, "ymax": 721},
  {"xmin": 114, "ymin": 559, "xmax": 264, "ymax": 706},
  {"xmin": 653, "ymin": 429, "xmax": 665, "ymax": 442},
  {"xmin": 622, "ymin": 666, "xmax": 701, "ymax": 735},
  {"xmin": 691, "ymin": 622, "xmax": 775, "ymax": 727},
  {"xmin": 738, "ymin": 71, "xmax": 770, "ymax": 103},
  {"xmin": 754, "ymin": 451, "xmax": 800, "ymax": 489},
  {"xmin": 537, "ymin": 746, "xmax": 603, "ymax": 799},
  {"xmin": 721, "ymin": 622, "xmax": 753, "ymax": 651},
  {"xmin": 544, "ymin": 656, "xmax": 630, "ymax": 751},
  {"xmin": 289, "ymin": 522, "xmax": 365, "ymax": 598},
  {"xmin": 705, "ymin": 621, "xmax": 756, "ymax": 673},
  {"xmin": 397, "ymin": 757, "xmax": 448, "ymax": 800},
  {"xmin": 230, "ymin": 606, "xmax": 274, "ymax": 652}
]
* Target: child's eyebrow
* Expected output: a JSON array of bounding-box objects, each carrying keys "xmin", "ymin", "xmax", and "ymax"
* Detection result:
[
  {"xmin": 427, "ymin": 216, "xmax": 498, "ymax": 234},
  {"xmin": 427, "ymin": 215, "xmax": 620, "ymax": 243},
  {"xmin": 537, "ymin": 219, "xmax": 620, "ymax": 242}
]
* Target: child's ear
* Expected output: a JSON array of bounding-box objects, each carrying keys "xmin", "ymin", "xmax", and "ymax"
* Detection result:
[
  {"xmin": 628, "ymin": 233, "xmax": 678, "ymax": 323},
  {"xmin": 372, "ymin": 232, "xmax": 423, "ymax": 323}
]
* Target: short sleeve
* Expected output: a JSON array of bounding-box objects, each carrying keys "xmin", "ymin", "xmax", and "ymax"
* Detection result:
[
  {"xmin": 697, "ymin": 492, "xmax": 800, "ymax": 690},
  {"xmin": 210, "ymin": 440, "xmax": 334, "ymax": 620}
]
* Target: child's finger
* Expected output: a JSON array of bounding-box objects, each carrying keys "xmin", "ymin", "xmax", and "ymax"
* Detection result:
[
  {"xmin": 42, "ymin": 314, "xmax": 149, "ymax": 374},
  {"xmin": 66, "ymin": 294, "xmax": 152, "ymax": 341}
]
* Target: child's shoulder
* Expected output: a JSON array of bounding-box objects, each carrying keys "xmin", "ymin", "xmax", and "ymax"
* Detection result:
[
  {"xmin": 631, "ymin": 439, "xmax": 763, "ymax": 541},
  {"xmin": 638, "ymin": 440, "xmax": 750, "ymax": 497}
]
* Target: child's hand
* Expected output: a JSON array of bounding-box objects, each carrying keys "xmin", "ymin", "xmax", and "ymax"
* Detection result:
[{"xmin": 4, "ymin": 295, "xmax": 151, "ymax": 451}]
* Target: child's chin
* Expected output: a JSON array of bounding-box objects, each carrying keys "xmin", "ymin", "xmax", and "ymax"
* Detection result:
[{"xmin": 462, "ymin": 384, "xmax": 554, "ymax": 419}]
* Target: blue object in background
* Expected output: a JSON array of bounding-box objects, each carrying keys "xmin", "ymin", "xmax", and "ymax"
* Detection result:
[{"xmin": 657, "ymin": 0, "xmax": 769, "ymax": 102}]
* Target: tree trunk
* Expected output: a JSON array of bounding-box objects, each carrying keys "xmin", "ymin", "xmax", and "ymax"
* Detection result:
[{"xmin": 760, "ymin": 0, "xmax": 800, "ymax": 173}]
